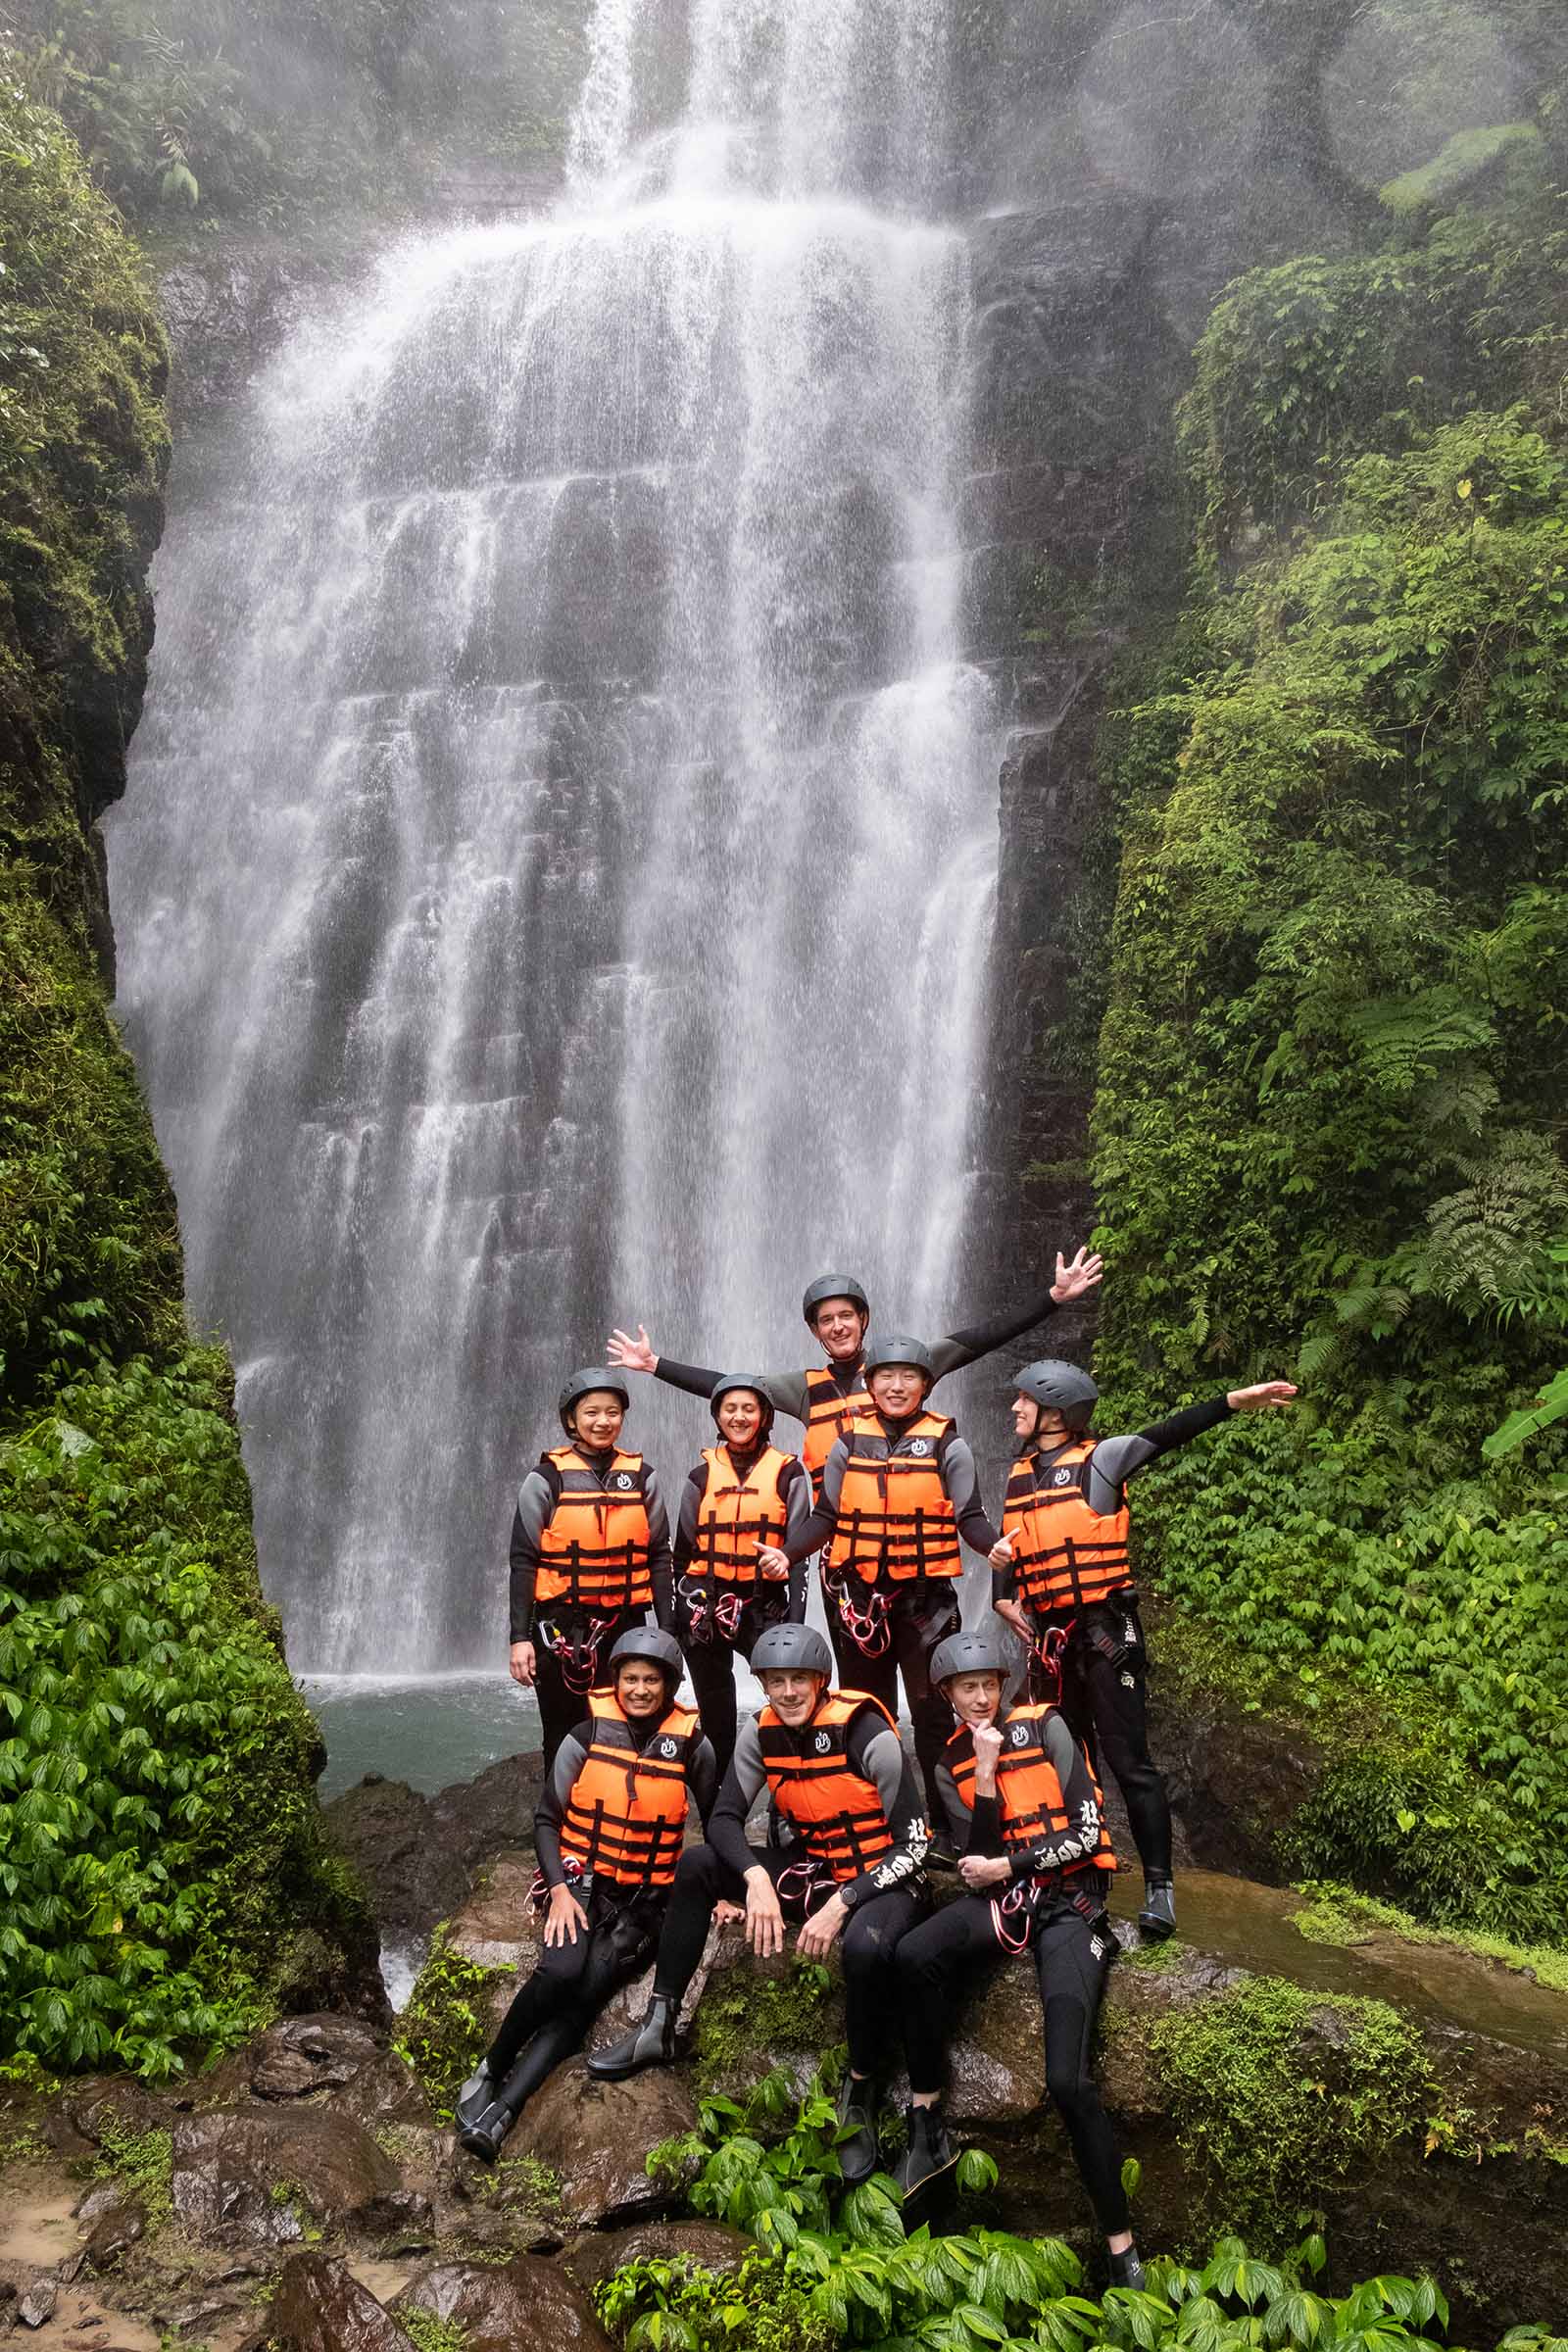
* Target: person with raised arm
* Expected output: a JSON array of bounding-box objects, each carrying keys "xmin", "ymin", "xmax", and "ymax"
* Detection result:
[
  {"xmin": 672, "ymin": 1374, "xmax": 812, "ymax": 1783},
  {"xmin": 893, "ymin": 1629, "xmax": 1146, "ymax": 2288},
  {"xmin": 989, "ymin": 1362, "xmax": 1298, "ymax": 1939},
  {"xmin": 455, "ymin": 1629, "xmax": 715, "ymax": 2160},
  {"xmin": 606, "ymin": 1248, "xmax": 1104, "ymax": 1500},
  {"xmin": 756, "ymin": 1336, "xmax": 1004, "ymax": 1833},
  {"xmin": 585, "ymin": 1622, "xmax": 930, "ymax": 2186},
  {"xmin": 508, "ymin": 1368, "xmax": 673, "ymax": 1771}
]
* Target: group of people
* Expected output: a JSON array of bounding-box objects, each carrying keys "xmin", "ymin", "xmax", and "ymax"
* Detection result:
[{"xmin": 466, "ymin": 1251, "xmax": 1296, "ymax": 2284}]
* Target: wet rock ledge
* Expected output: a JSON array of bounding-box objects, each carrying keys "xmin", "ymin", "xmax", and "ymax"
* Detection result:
[{"xmin": 4, "ymin": 1858, "xmax": 1566, "ymax": 2350}]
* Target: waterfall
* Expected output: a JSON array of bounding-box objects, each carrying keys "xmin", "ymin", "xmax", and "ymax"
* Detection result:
[{"xmin": 110, "ymin": 0, "xmax": 1004, "ymax": 1672}]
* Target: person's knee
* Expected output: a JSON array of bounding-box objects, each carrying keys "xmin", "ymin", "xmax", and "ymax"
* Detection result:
[
  {"xmin": 672, "ymin": 1843, "xmax": 721, "ymax": 1898},
  {"xmin": 1045, "ymin": 2055, "xmax": 1098, "ymax": 2122}
]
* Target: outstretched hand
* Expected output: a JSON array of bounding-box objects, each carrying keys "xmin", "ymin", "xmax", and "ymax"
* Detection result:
[
  {"xmin": 1227, "ymin": 1381, "xmax": 1298, "ymax": 1412},
  {"xmin": 1051, "ymin": 1247, "xmax": 1104, "ymax": 1305},
  {"xmin": 608, "ymin": 1325, "xmax": 658, "ymax": 1374}
]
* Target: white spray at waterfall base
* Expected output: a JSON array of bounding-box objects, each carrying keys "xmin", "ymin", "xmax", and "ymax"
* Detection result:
[{"xmin": 109, "ymin": 0, "xmax": 1004, "ymax": 1673}]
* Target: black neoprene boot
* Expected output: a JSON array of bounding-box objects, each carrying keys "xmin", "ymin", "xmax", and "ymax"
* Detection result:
[
  {"xmin": 1138, "ymin": 1876, "xmax": 1176, "ymax": 1940},
  {"xmin": 454, "ymin": 2060, "xmax": 495, "ymax": 2133},
  {"xmin": 457, "ymin": 2096, "xmax": 514, "ymax": 2163},
  {"xmin": 834, "ymin": 2073, "xmax": 878, "ymax": 2186},
  {"xmin": 894, "ymin": 2101, "xmax": 957, "ymax": 2197},
  {"xmin": 586, "ymin": 1992, "xmax": 677, "ymax": 2081},
  {"xmin": 1108, "ymin": 2245, "xmax": 1149, "ymax": 2291}
]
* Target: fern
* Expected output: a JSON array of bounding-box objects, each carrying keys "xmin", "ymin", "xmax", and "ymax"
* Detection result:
[
  {"xmin": 1347, "ymin": 988, "xmax": 1494, "ymax": 1099},
  {"xmin": 1425, "ymin": 1137, "xmax": 1568, "ymax": 1320}
]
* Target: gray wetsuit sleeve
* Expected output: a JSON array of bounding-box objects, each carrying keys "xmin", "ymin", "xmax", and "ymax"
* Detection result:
[
  {"xmin": 787, "ymin": 1437, "xmax": 847, "ymax": 1560},
  {"xmin": 941, "ymin": 1433, "xmax": 1004, "ymax": 1554},
  {"xmin": 508, "ymin": 1468, "xmax": 556, "ymax": 1641},
  {"xmin": 841, "ymin": 1723, "xmax": 930, "ymax": 1907},
  {"xmin": 927, "ymin": 1282, "xmax": 1059, "ymax": 1383},
  {"xmin": 1085, "ymin": 1396, "xmax": 1233, "ymax": 1515},
  {"xmin": 707, "ymin": 1720, "xmax": 769, "ymax": 1878},
  {"xmin": 535, "ymin": 1728, "xmax": 591, "ymax": 1885}
]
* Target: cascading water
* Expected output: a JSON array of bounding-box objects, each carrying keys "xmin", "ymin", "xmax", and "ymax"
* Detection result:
[{"xmin": 110, "ymin": 0, "xmax": 1004, "ymax": 1672}]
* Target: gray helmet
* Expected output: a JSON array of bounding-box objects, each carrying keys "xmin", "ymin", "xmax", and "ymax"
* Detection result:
[
  {"xmin": 1014, "ymin": 1358, "xmax": 1099, "ymax": 1432},
  {"xmin": 861, "ymin": 1333, "xmax": 935, "ymax": 1382},
  {"xmin": 802, "ymin": 1274, "xmax": 870, "ymax": 1329},
  {"xmin": 930, "ymin": 1629, "xmax": 1008, "ymax": 1688},
  {"xmin": 558, "ymin": 1367, "xmax": 631, "ymax": 1432},
  {"xmin": 750, "ymin": 1622, "xmax": 832, "ymax": 1679},
  {"xmin": 608, "ymin": 1627, "xmax": 685, "ymax": 1684},
  {"xmin": 710, "ymin": 1373, "xmax": 776, "ymax": 1435}
]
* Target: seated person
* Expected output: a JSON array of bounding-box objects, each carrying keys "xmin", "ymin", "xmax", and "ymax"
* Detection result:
[
  {"xmin": 586, "ymin": 1622, "xmax": 930, "ymax": 2186},
  {"xmin": 893, "ymin": 1629, "xmax": 1148, "ymax": 2289},
  {"xmin": 456, "ymin": 1628, "xmax": 713, "ymax": 2159}
]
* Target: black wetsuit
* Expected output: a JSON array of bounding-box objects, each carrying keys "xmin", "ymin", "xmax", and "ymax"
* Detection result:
[
  {"xmin": 647, "ymin": 1703, "xmax": 930, "ymax": 2079},
  {"xmin": 896, "ymin": 1709, "xmax": 1128, "ymax": 2237},
  {"xmin": 484, "ymin": 1714, "xmax": 717, "ymax": 2108},
  {"xmin": 672, "ymin": 1442, "xmax": 811, "ymax": 1783},
  {"xmin": 509, "ymin": 1449, "xmax": 674, "ymax": 1769},
  {"xmin": 997, "ymin": 1396, "xmax": 1235, "ymax": 1882}
]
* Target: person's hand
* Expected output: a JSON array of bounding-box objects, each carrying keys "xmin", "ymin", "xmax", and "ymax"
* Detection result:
[
  {"xmin": 1051, "ymin": 1248, "xmax": 1104, "ymax": 1305},
  {"xmin": 972, "ymin": 1722, "xmax": 1004, "ymax": 1795},
  {"xmin": 757, "ymin": 1544, "xmax": 791, "ymax": 1581},
  {"xmin": 796, "ymin": 1892, "xmax": 848, "ymax": 1958},
  {"xmin": 744, "ymin": 1869, "xmax": 786, "ymax": 1958},
  {"xmin": 713, "ymin": 1899, "xmax": 745, "ymax": 1928},
  {"xmin": 1227, "ymin": 1380, "xmax": 1298, "ymax": 1412},
  {"xmin": 510, "ymin": 1641, "xmax": 537, "ymax": 1689},
  {"xmin": 543, "ymin": 1882, "xmax": 588, "ymax": 1946},
  {"xmin": 994, "ymin": 1597, "xmax": 1031, "ymax": 1640},
  {"xmin": 958, "ymin": 1854, "xmax": 1011, "ymax": 1890},
  {"xmin": 989, "ymin": 1534, "xmax": 1014, "ymax": 1568},
  {"xmin": 608, "ymin": 1325, "xmax": 659, "ymax": 1374}
]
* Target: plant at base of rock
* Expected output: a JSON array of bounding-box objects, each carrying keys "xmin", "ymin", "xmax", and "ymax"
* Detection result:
[
  {"xmin": 94, "ymin": 2114, "xmax": 172, "ymax": 2230},
  {"xmin": 1149, "ymin": 1977, "xmax": 1429, "ymax": 2245},
  {"xmin": 394, "ymin": 1930, "xmax": 510, "ymax": 2113},
  {"xmin": 692, "ymin": 1957, "xmax": 838, "ymax": 2091},
  {"xmin": 596, "ymin": 2248, "xmax": 833, "ymax": 2352},
  {"xmin": 489, "ymin": 2153, "xmax": 564, "ymax": 2214},
  {"xmin": 400, "ymin": 2311, "xmax": 470, "ymax": 2352}
]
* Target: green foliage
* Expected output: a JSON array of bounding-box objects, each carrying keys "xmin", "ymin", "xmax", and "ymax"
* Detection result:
[
  {"xmin": 596, "ymin": 2249, "xmax": 833, "ymax": 2352},
  {"xmin": 4, "ymin": 0, "xmax": 590, "ymax": 222},
  {"xmin": 1381, "ymin": 126, "xmax": 1544, "ymax": 219},
  {"xmin": 400, "ymin": 2313, "xmax": 470, "ymax": 2352},
  {"xmin": 0, "ymin": 1351, "xmax": 372, "ymax": 2077},
  {"xmin": 395, "ymin": 1929, "xmax": 509, "ymax": 2114},
  {"xmin": 1149, "ymin": 1977, "xmax": 1429, "ymax": 2243},
  {"xmin": 692, "ymin": 1957, "xmax": 840, "ymax": 2092},
  {"xmin": 1484, "ymin": 1363, "xmax": 1568, "ymax": 1456},
  {"xmin": 94, "ymin": 2110, "xmax": 172, "ymax": 2228}
]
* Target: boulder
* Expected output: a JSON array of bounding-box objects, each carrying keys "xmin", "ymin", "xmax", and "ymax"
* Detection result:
[
  {"xmin": 248, "ymin": 2014, "xmax": 430, "ymax": 2125},
  {"xmin": 268, "ymin": 2250, "xmax": 416, "ymax": 2352},
  {"xmin": 561, "ymin": 2219, "xmax": 751, "ymax": 2293},
  {"xmin": 170, "ymin": 2106, "xmax": 404, "ymax": 2245},
  {"xmin": 394, "ymin": 2253, "xmax": 612, "ymax": 2352},
  {"xmin": 321, "ymin": 1754, "xmax": 546, "ymax": 1946},
  {"xmin": 18, "ymin": 2278, "xmax": 57, "ymax": 2328},
  {"xmin": 507, "ymin": 2062, "xmax": 700, "ymax": 2228},
  {"xmin": 66, "ymin": 2077, "xmax": 166, "ymax": 2147},
  {"xmin": 84, "ymin": 2191, "xmax": 147, "ymax": 2269}
]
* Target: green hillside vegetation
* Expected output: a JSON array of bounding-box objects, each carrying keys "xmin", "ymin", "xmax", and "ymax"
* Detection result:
[
  {"xmin": 1093, "ymin": 167, "xmax": 1568, "ymax": 1936},
  {"xmin": 0, "ymin": 85, "xmax": 371, "ymax": 2078}
]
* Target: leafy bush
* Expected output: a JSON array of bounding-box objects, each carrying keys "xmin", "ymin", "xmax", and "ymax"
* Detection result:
[
  {"xmin": 0, "ymin": 1353, "xmax": 370, "ymax": 2078},
  {"xmin": 395, "ymin": 1927, "xmax": 509, "ymax": 2114}
]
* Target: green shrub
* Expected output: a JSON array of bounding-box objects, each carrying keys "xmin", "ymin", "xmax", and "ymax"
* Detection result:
[{"xmin": 395, "ymin": 1929, "xmax": 509, "ymax": 2114}]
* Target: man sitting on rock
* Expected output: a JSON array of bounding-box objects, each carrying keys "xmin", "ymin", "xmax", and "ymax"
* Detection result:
[
  {"xmin": 586, "ymin": 1622, "xmax": 930, "ymax": 2184},
  {"xmin": 456, "ymin": 1628, "xmax": 715, "ymax": 2160}
]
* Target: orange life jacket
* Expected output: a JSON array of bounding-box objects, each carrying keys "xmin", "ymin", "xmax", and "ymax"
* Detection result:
[
  {"xmin": 758, "ymin": 1689, "xmax": 899, "ymax": 1883},
  {"xmin": 802, "ymin": 1365, "xmax": 874, "ymax": 1489},
  {"xmin": 688, "ymin": 1445, "xmax": 795, "ymax": 1585},
  {"xmin": 1002, "ymin": 1439, "xmax": 1131, "ymax": 1615},
  {"xmin": 825, "ymin": 1411, "xmax": 960, "ymax": 1585},
  {"xmin": 559, "ymin": 1689, "xmax": 700, "ymax": 1890},
  {"xmin": 946, "ymin": 1705, "xmax": 1115, "ymax": 1878},
  {"xmin": 535, "ymin": 1446, "xmax": 656, "ymax": 1612}
]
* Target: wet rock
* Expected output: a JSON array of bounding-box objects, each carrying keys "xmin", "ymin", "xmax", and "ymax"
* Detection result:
[
  {"xmin": 561, "ymin": 2219, "xmax": 751, "ymax": 2293},
  {"xmin": 251, "ymin": 2013, "xmax": 385, "ymax": 2099},
  {"xmin": 507, "ymin": 2062, "xmax": 700, "ymax": 2228},
  {"xmin": 170, "ymin": 2106, "xmax": 402, "ymax": 2245},
  {"xmin": 18, "ymin": 2278, "xmax": 57, "ymax": 2328},
  {"xmin": 321, "ymin": 1754, "xmax": 546, "ymax": 1946},
  {"xmin": 393, "ymin": 2252, "xmax": 613, "ymax": 2352},
  {"xmin": 72, "ymin": 2181, "xmax": 126, "ymax": 2227},
  {"xmin": 0, "ymin": 2281, "xmax": 17, "ymax": 2330},
  {"xmin": 268, "ymin": 2250, "xmax": 416, "ymax": 2352},
  {"xmin": 84, "ymin": 2193, "xmax": 147, "ymax": 2270},
  {"xmin": 446, "ymin": 1856, "xmax": 542, "ymax": 1978},
  {"xmin": 448, "ymin": 2208, "xmax": 562, "ymax": 2258},
  {"xmin": 65, "ymin": 2079, "xmax": 165, "ymax": 2148}
]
